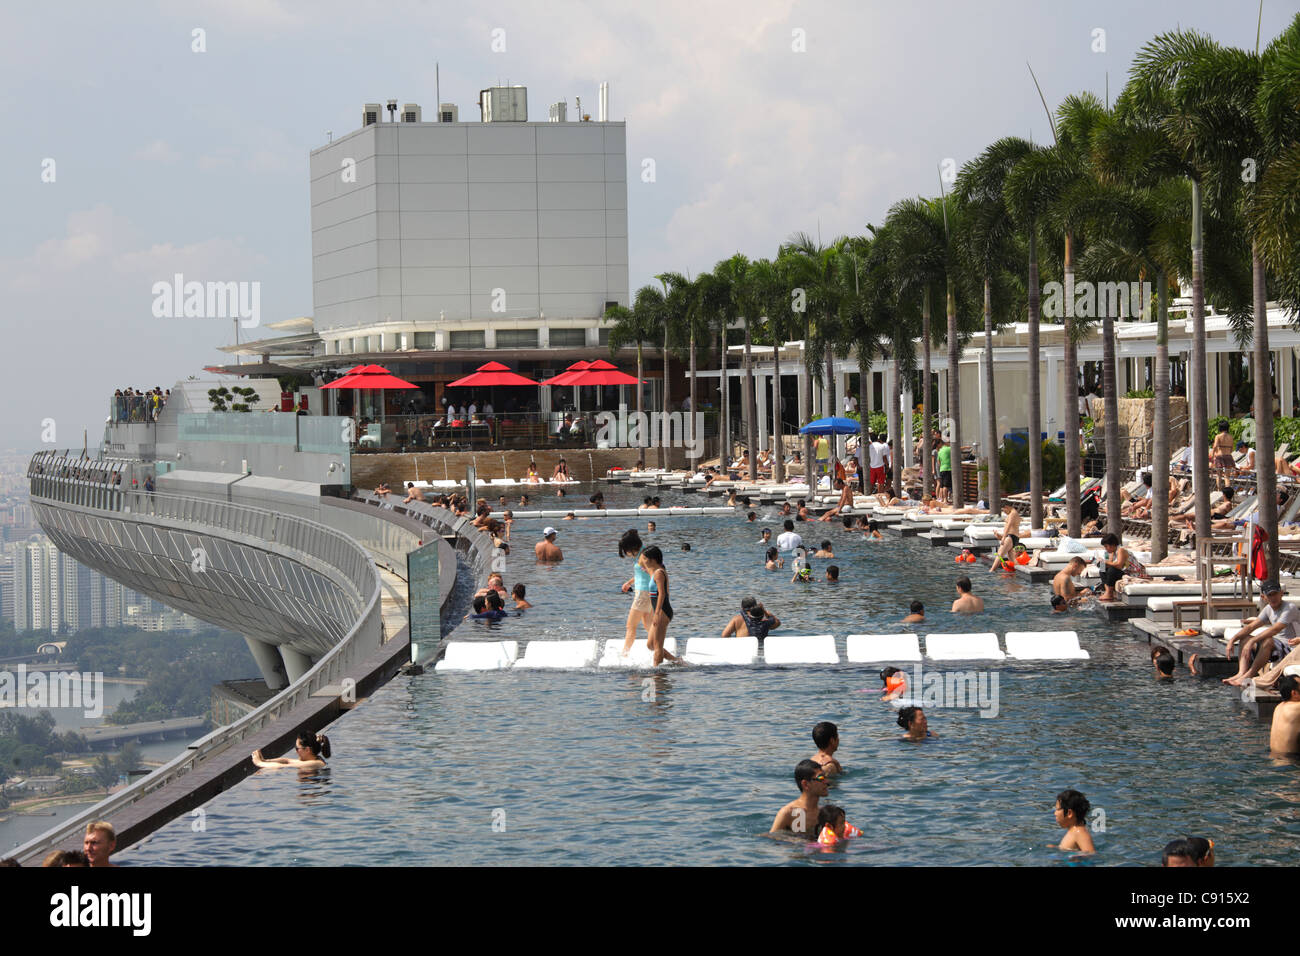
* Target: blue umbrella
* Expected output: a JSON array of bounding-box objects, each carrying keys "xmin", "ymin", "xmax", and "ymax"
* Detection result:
[{"xmin": 799, "ymin": 416, "xmax": 862, "ymax": 435}]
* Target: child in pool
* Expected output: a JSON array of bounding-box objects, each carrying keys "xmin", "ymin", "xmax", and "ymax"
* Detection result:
[
  {"xmin": 879, "ymin": 666, "xmax": 907, "ymax": 701},
  {"xmin": 1051, "ymin": 789, "xmax": 1096, "ymax": 853},
  {"xmin": 815, "ymin": 804, "xmax": 862, "ymax": 846}
]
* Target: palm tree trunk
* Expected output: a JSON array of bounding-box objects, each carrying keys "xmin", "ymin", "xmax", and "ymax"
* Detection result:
[
  {"xmin": 688, "ymin": 328, "xmax": 697, "ymax": 464},
  {"xmin": 1191, "ymin": 179, "xmax": 1211, "ymax": 544},
  {"xmin": 891, "ymin": 348, "xmax": 904, "ymax": 493},
  {"xmin": 636, "ymin": 342, "xmax": 645, "ymax": 462},
  {"xmin": 946, "ymin": 277, "xmax": 962, "ymax": 507},
  {"xmin": 922, "ymin": 287, "xmax": 933, "ymax": 499},
  {"xmin": 1103, "ymin": 310, "xmax": 1122, "ymax": 536},
  {"xmin": 1027, "ymin": 231, "xmax": 1043, "ymax": 530},
  {"xmin": 802, "ymin": 318, "xmax": 814, "ymax": 480},
  {"xmin": 983, "ymin": 276, "xmax": 1000, "ymax": 510},
  {"xmin": 773, "ymin": 338, "xmax": 786, "ymax": 483},
  {"xmin": 1253, "ymin": 241, "xmax": 1279, "ymax": 578},
  {"xmin": 1151, "ymin": 270, "xmax": 1170, "ymax": 562},
  {"xmin": 719, "ymin": 326, "xmax": 729, "ymax": 469},
  {"xmin": 826, "ymin": 352, "xmax": 837, "ymax": 462},
  {"xmin": 1063, "ymin": 232, "xmax": 1080, "ymax": 538},
  {"xmin": 661, "ymin": 327, "xmax": 670, "ymax": 470},
  {"xmin": 744, "ymin": 321, "xmax": 757, "ymax": 480}
]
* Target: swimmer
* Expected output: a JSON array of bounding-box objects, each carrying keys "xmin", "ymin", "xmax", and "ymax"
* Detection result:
[
  {"xmin": 1152, "ymin": 647, "xmax": 1175, "ymax": 679},
  {"xmin": 747, "ymin": 511, "xmax": 758, "ymax": 522},
  {"xmin": 1050, "ymin": 594, "xmax": 1069, "ymax": 613},
  {"xmin": 901, "ymin": 601, "xmax": 924, "ymax": 624},
  {"xmin": 824, "ymin": 565, "xmax": 839, "ymax": 583},
  {"xmin": 519, "ymin": 494, "xmax": 531, "ymax": 506},
  {"xmin": 814, "ymin": 539, "xmax": 834, "ymax": 558},
  {"xmin": 252, "ymin": 731, "xmax": 331, "ymax": 771},
  {"xmin": 534, "ymin": 527, "xmax": 563, "ymax": 563},
  {"xmin": 951, "ymin": 576, "xmax": 984, "ymax": 613},
  {"xmin": 764, "ymin": 547, "xmax": 784, "ymax": 570},
  {"xmin": 512, "ymin": 583, "xmax": 532, "ymax": 609},
  {"xmin": 1161, "ymin": 838, "xmax": 1198, "ymax": 867},
  {"xmin": 647, "ymin": 520, "xmax": 657, "ymax": 533},
  {"xmin": 770, "ymin": 759, "xmax": 829, "ymax": 835},
  {"xmin": 562, "ymin": 511, "xmax": 576, "ymax": 520},
  {"xmin": 898, "ymin": 705, "xmax": 937, "ymax": 741},
  {"xmin": 1050, "ymin": 789, "xmax": 1096, "ymax": 853},
  {"xmin": 811, "ymin": 721, "xmax": 843, "ymax": 774},
  {"xmin": 815, "ymin": 805, "xmax": 863, "ymax": 847},
  {"xmin": 619, "ymin": 529, "xmax": 652, "ymax": 654},
  {"xmin": 1186, "ymin": 836, "xmax": 1216, "ymax": 867},
  {"xmin": 864, "ymin": 519, "xmax": 882, "ymax": 540},
  {"xmin": 639, "ymin": 546, "xmax": 681, "ymax": 665},
  {"xmin": 759, "ymin": 527, "xmax": 772, "ymax": 545},
  {"xmin": 880, "ymin": 666, "xmax": 907, "ymax": 701},
  {"xmin": 723, "ymin": 596, "xmax": 780, "ymax": 638},
  {"xmin": 1052, "ymin": 557, "xmax": 1093, "ymax": 606},
  {"xmin": 681, "ymin": 542, "xmax": 691, "ymax": 551}
]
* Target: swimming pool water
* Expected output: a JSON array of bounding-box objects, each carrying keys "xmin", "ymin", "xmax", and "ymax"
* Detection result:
[{"xmin": 121, "ymin": 486, "xmax": 1300, "ymax": 866}]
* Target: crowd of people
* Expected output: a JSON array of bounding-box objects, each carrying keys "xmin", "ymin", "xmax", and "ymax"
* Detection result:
[{"xmin": 110, "ymin": 387, "xmax": 169, "ymax": 423}]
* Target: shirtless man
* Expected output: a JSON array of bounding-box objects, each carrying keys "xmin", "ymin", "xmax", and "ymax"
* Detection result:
[
  {"xmin": 722, "ymin": 597, "xmax": 780, "ymax": 638},
  {"xmin": 534, "ymin": 527, "xmax": 564, "ymax": 562},
  {"xmin": 402, "ymin": 482, "xmax": 425, "ymax": 504},
  {"xmin": 993, "ymin": 503, "xmax": 1022, "ymax": 563},
  {"xmin": 811, "ymin": 722, "xmax": 843, "ymax": 776},
  {"xmin": 901, "ymin": 600, "xmax": 925, "ymax": 624},
  {"xmin": 1052, "ymin": 557, "xmax": 1094, "ymax": 606},
  {"xmin": 819, "ymin": 479, "xmax": 855, "ymax": 521},
  {"xmin": 951, "ymin": 576, "xmax": 985, "ymax": 613},
  {"xmin": 1271, "ymin": 674, "xmax": 1300, "ymax": 754},
  {"xmin": 770, "ymin": 759, "xmax": 828, "ymax": 835}
]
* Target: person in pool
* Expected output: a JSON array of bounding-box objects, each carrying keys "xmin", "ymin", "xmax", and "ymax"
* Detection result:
[
  {"xmin": 815, "ymin": 805, "xmax": 863, "ymax": 847},
  {"xmin": 1161, "ymin": 838, "xmax": 1198, "ymax": 867},
  {"xmin": 811, "ymin": 721, "xmax": 843, "ymax": 775},
  {"xmin": 901, "ymin": 601, "xmax": 924, "ymax": 624},
  {"xmin": 1152, "ymin": 647, "xmax": 1175, "ymax": 679},
  {"xmin": 253, "ymin": 731, "xmax": 331, "ymax": 771},
  {"xmin": 824, "ymin": 565, "xmax": 839, "ymax": 583},
  {"xmin": 759, "ymin": 527, "xmax": 772, "ymax": 545},
  {"xmin": 814, "ymin": 540, "xmax": 834, "ymax": 558},
  {"xmin": 619, "ymin": 529, "xmax": 653, "ymax": 655},
  {"xmin": 951, "ymin": 576, "xmax": 984, "ymax": 613},
  {"xmin": 723, "ymin": 596, "xmax": 780, "ymax": 639},
  {"xmin": 1050, "ymin": 789, "xmax": 1096, "ymax": 853},
  {"xmin": 770, "ymin": 759, "xmax": 829, "ymax": 835},
  {"xmin": 511, "ymin": 583, "xmax": 532, "ymax": 609},
  {"xmin": 639, "ymin": 546, "xmax": 681, "ymax": 666},
  {"xmin": 880, "ymin": 666, "xmax": 907, "ymax": 701},
  {"xmin": 764, "ymin": 547, "xmax": 784, "ymax": 570},
  {"xmin": 898, "ymin": 705, "xmax": 937, "ymax": 741}
]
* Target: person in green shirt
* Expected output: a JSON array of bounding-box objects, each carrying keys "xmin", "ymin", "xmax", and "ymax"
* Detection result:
[{"xmin": 936, "ymin": 438, "xmax": 953, "ymax": 503}]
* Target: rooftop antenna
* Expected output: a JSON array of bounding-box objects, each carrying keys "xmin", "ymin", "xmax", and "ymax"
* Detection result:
[
  {"xmin": 326, "ymin": 130, "xmax": 333, "ymax": 143},
  {"xmin": 1105, "ymin": 72, "xmax": 1109, "ymax": 110},
  {"xmin": 436, "ymin": 62, "xmax": 440, "ymax": 120}
]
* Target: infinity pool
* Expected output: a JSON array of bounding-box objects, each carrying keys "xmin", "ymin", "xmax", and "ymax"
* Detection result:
[{"xmin": 121, "ymin": 485, "xmax": 1300, "ymax": 866}]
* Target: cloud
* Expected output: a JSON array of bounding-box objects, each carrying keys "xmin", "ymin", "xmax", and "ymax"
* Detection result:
[{"xmin": 134, "ymin": 139, "xmax": 181, "ymax": 163}]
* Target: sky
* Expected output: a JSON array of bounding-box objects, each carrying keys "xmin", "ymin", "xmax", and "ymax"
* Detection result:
[{"xmin": 1, "ymin": 0, "xmax": 1292, "ymax": 453}]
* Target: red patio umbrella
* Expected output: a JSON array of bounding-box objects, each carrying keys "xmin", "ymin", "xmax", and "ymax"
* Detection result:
[
  {"xmin": 446, "ymin": 361, "xmax": 540, "ymax": 388},
  {"xmin": 567, "ymin": 359, "xmax": 641, "ymax": 386},
  {"xmin": 320, "ymin": 365, "xmax": 418, "ymax": 390},
  {"xmin": 539, "ymin": 361, "xmax": 590, "ymax": 387}
]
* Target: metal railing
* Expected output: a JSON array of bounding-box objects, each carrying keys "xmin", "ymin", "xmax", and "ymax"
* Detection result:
[{"xmin": 14, "ymin": 450, "xmax": 383, "ymax": 864}]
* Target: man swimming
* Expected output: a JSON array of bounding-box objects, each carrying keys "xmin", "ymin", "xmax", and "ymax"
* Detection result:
[
  {"xmin": 722, "ymin": 597, "xmax": 780, "ymax": 638},
  {"xmin": 1270, "ymin": 674, "xmax": 1300, "ymax": 755},
  {"xmin": 1052, "ymin": 557, "xmax": 1093, "ymax": 606},
  {"xmin": 951, "ymin": 576, "xmax": 984, "ymax": 613},
  {"xmin": 901, "ymin": 601, "xmax": 924, "ymax": 624},
  {"xmin": 770, "ymin": 760, "xmax": 829, "ymax": 835}
]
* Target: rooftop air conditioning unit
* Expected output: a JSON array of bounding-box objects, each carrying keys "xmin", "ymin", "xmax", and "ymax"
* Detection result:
[
  {"xmin": 481, "ymin": 86, "xmax": 527, "ymax": 123},
  {"xmin": 362, "ymin": 103, "xmax": 381, "ymax": 126},
  {"xmin": 439, "ymin": 103, "xmax": 459, "ymax": 122},
  {"xmin": 402, "ymin": 103, "xmax": 422, "ymax": 122}
]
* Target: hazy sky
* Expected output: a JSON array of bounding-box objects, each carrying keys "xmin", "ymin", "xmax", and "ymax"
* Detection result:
[{"xmin": 1, "ymin": 0, "xmax": 1290, "ymax": 453}]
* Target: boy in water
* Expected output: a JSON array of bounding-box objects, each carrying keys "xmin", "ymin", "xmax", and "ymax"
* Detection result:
[
  {"xmin": 811, "ymin": 721, "xmax": 842, "ymax": 775},
  {"xmin": 901, "ymin": 601, "xmax": 924, "ymax": 624},
  {"xmin": 1050, "ymin": 789, "xmax": 1096, "ymax": 853},
  {"xmin": 770, "ymin": 759, "xmax": 828, "ymax": 835}
]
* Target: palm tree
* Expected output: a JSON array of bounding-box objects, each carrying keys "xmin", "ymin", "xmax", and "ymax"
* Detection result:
[
  {"xmin": 692, "ymin": 270, "xmax": 732, "ymax": 467},
  {"xmin": 1003, "ymin": 145, "xmax": 1055, "ymax": 531},
  {"xmin": 1124, "ymin": 29, "xmax": 1235, "ymax": 544},
  {"xmin": 1093, "ymin": 107, "xmax": 1195, "ymax": 559},
  {"xmin": 714, "ymin": 255, "xmax": 758, "ymax": 479},
  {"xmin": 886, "ymin": 198, "xmax": 949, "ymax": 500},
  {"xmin": 956, "ymin": 137, "xmax": 1035, "ymax": 511},
  {"xmin": 780, "ymin": 233, "xmax": 848, "ymax": 480},
  {"xmin": 606, "ymin": 286, "xmax": 664, "ymax": 457},
  {"xmin": 748, "ymin": 257, "xmax": 789, "ymax": 482}
]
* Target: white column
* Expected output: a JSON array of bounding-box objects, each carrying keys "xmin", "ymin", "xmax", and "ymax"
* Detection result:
[
  {"xmin": 1282, "ymin": 348, "xmax": 1294, "ymax": 419},
  {"xmin": 886, "ymin": 362, "xmax": 899, "ymax": 463},
  {"xmin": 756, "ymin": 371, "xmax": 769, "ymax": 452},
  {"xmin": 976, "ymin": 350, "xmax": 988, "ymax": 460},
  {"xmin": 796, "ymin": 371, "xmax": 807, "ymax": 433},
  {"xmin": 1045, "ymin": 350, "xmax": 1059, "ymax": 443}
]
